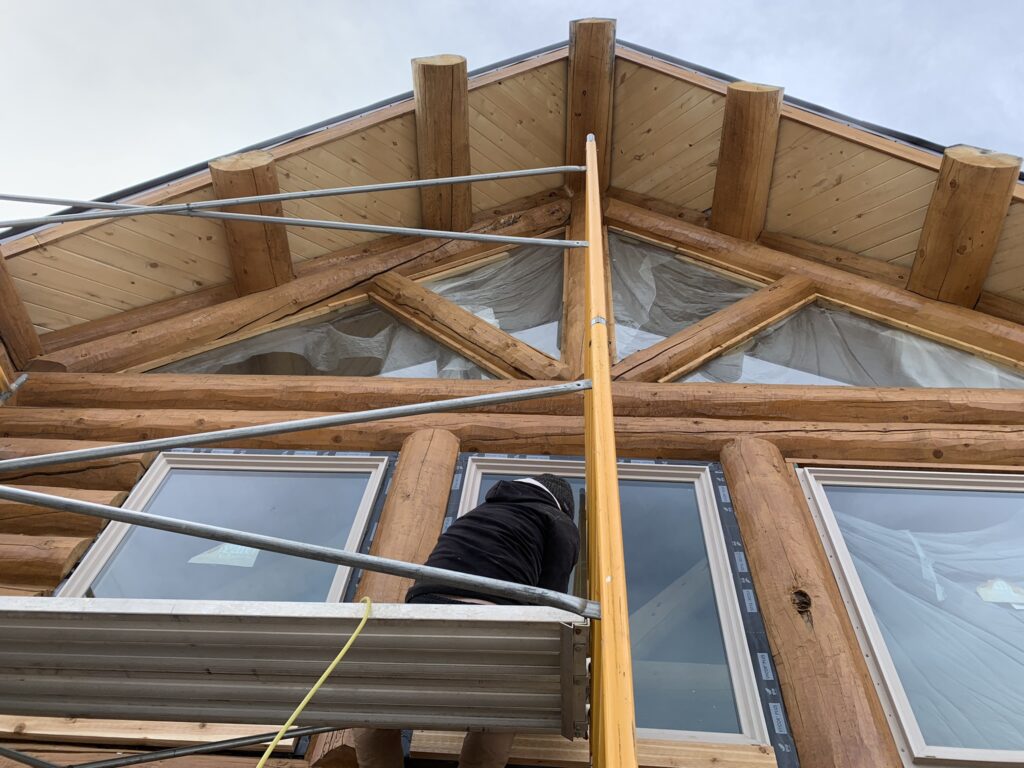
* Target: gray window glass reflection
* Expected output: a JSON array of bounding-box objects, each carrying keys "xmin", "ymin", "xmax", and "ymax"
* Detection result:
[
  {"xmin": 88, "ymin": 468, "xmax": 372, "ymax": 602},
  {"xmin": 477, "ymin": 473, "xmax": 740, "ymax": 734},
  {"xmin": 826, "ymin": 484, "xmax": 1024, "ymax": 750}
]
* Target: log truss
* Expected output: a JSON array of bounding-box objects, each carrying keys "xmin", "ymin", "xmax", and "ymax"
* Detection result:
[{"xmin": 4, "ymin": 16, "xmax": 1024, "ymax": 768}]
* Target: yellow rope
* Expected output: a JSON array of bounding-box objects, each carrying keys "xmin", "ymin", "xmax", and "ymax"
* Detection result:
[{"xmin": 256, "ymin": 596, "xmax": 373, "ymax": 768}]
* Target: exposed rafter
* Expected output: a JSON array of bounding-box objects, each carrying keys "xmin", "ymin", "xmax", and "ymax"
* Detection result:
[
  {"xmin": 565, "ymin": 18, "xmax": 615, "ymax": 194},
  {"xmin": 0, "ymin": 258, "xmax": 41, "ymax": 369},
  {"xmin": 412, "ymin": 55, "xmax": 472, "ymax": 231},
  {"xmin": 710, "ymin": 82, "xmax": 784, "ymax": 240},
  {"xmin": 611, "ymin": 275, "xmax": 815, "ymax": 382},
  {"xmin": 907, "ymin": 145, "xmax": 1022, "ymax": 308},
  {"xmin": 209, "ymin": 151, "xmax": 294, "ymax": 295},
  {"xmin": 369, "ymin": 272, "xmax": 571, "ymax": 380}
]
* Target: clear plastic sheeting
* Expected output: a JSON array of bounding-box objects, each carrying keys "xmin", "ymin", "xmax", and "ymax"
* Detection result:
[
  {"xmin": 428, "ymin": 244, "xmax": 564, "ymax": 359},
  {"xmin": 155, "ymin": 303, "xmax": 490, "ymax": 379},
  {"xmin": 608, "ymin": 232, "xmax": 756, "ymax": 361},
  {"xmin": 682, "ymin": 304, "xmax": 1024, "ymax": 388},
  {"xmin": 826, "ymin": 484, "xmax": 1024, "ymax": 751}
]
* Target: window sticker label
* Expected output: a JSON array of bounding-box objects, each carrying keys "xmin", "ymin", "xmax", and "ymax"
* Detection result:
[
  {"xmin": 758, "ymin": 652, "xmax": 775, "ymax": 681},
  {"xmin": 188, "ymin": 543, "xmax": 260, "ymax": 568},
  {"xmin": 769, "ymin": 702, "xmax": 789, "ymax": 735},
  {"xmin": 734, "ymin": 551, "xmax": 749, "ymax": 573},
  {"xmin": 743, "ymin": 588, "xmax": 758, "ymax": 613}
]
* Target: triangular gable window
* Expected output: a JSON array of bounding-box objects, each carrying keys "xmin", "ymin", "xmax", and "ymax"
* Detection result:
[
  {"xmin": 426, "ymin": 243, "xmax": 564, "ymax": 359},
  {"xmin": 609, "ymin": 232, "xmax": 756, "ymax": 361},
  {"xmin": 155, "ymin": 303, "xmax": 490, "ymax": 379},
  {"xmin": 681, "ymin": 303, "xmax": 1024, "ymax": 388}
]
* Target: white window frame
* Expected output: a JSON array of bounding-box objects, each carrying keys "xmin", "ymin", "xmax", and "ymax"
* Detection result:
[
  {"xmin": 460, "ymin": 456, "xmax": 769, "ymax": 746},
  {"xmin": 60, "ymin": 452, "xmax": 389, "ymax": 603},
  {"xmin": 800, "ymin": 466, "xmax": 1024, "ymax": 766}
]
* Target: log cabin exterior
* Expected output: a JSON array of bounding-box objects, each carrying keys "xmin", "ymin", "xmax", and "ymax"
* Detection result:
[{"xmin": 2, "ymin": 16, "xmax": 1024, "ymax": 768}]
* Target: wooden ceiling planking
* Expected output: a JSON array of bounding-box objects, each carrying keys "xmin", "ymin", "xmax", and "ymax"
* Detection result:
[
  {"xmin": 611, "ymin": 60, "xmax": 725, "ymax": 209},
  {"xmin": 983, "ymin": 201, "xmax": 1024, "ymax": 300},
  {"xmin": 468, "ymin": 60, "xmax": 566, "ymax": 213}
]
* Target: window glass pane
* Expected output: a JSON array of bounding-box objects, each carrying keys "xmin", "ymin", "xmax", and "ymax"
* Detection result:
[
  {"xmin": 88, "ymin": 468, "xmax": 373, "ymax": 602},
  {"xmin": 154, "ymin": 304, "xmax": 490, "ymax": 379},
  {"xmin": 428, "ymin": 245, "xmax": 564, "ymax": 359},
  {"xmin": 476, "ymin": 473, "xmax": 740, "ymax": 734},
  {"xmin": 609, "ymin": 232, "xmax": 756, "ymax": 361},
  {"xmin": 825, "ymin": 484, "xmax": 1024, "ymax": 750},
  {"xmin": 682, "ymin": 304, "xmax": 1024, "ymax": 388}
]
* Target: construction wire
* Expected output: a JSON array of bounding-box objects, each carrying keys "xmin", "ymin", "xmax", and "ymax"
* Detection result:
[{"xmin": 255, "ymin": 596, "xmax": 373, "ymax": 768}]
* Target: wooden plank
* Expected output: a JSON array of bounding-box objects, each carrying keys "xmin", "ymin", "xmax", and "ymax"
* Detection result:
[
  {"xmin": 606, "ymin": 197, "xmax": 1024, "ymax": 371},
  {"xmin": 710, "ymin": 83, "xmax": 784, "ymax": 240},
  {"xmin": 209, "ymin": 151, "xmax": 294, "ymax": 295},
  {"xmin": 907, "ymin": 145, "xmax": 1022, "ymax": 307},
  {"xmin": 0, "ymin": 741, "xmax": 304, "ymax": 768},
  {"xmin": 412, "ymin": 55, "xmax": 472, "ymax": 231},
  {"xmin": 583, "ymin": 138, "xmax": 637, "ymax": 768},
  {"xmin": 39, "ymin": 284, "xmax": 237, "ymax": 353},
  {"xmin": 0, "ymin": 437, "xmax": 151, "ymax": 491},
  {"xmin": 758, "ymin": 231, "xmax": 909, "ymax": 287},
  {"xmin": 12, "ymin": 407, "xmax": 1024, "ymax": 465},
  {"xmin": 720, "ymin": 437, "xmax": 900, "ymax": 767},
  {"xmin": 566, "ymin": 19, "xmax": 616, "ymax": 194},
  {"xmin": 20, "ymin": 374, "xmax": 1024, "ymax": 425},
  {"xmin": 0, "ymin": 258, "xmax": 42, "ymax": 368},
  {"xmin": 0, "ymin": 533, "xmax": 90, "ymax": 586},
  {"xmin": 0, "ymin": 717, "xmax": 294, "ymax": 751},
  {"xmin": 369, "ymin": 272, "xmax": 570, "ymax": 380},
  {"xmin": 606, "ymin": 187, "xmax": 708, "ymax": 228},
  {"xmin": 26, "ymin": 199, "xmax": 570, "ymax": 373},
  {"xmin": 611, "ymin": 275, "xmax": 815, "ymax": 382},
  {"xmin": 561, "ymin": 196, "xmax": 587, "ymax": 378},
  {"xmin": 411, "ymin": 732, "xmax": 776, "ymax": 768},
  {"xmin": 0, "ymin": 486, "xmax": 124, "ymax": 536}
]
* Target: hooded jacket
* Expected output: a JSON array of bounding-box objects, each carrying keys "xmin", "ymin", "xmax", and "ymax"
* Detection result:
[{"xmin": 405, "ymin": 479, "xmax": 580, "ymax": 604}]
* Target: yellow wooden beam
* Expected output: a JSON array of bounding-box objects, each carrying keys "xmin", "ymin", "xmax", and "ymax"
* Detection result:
[{"xmin": 583, "ymin": 136, "xmax": 638, "ymax": 768}]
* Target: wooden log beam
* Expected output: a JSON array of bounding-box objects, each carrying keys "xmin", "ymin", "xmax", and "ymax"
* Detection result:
[
  {"xmin": 0, "ymin": 533, "xmax": 90, "ymax": 587},
  {"xmin": 369, "ymin": 272, "xmax": 570, "ymax": 380},
  {"xmin": 720, "ymin": 438, "xmax": 900, "ymax": 767},
  {"xmin": 606, "ymin": 197, "xmax": 1024, "ymax": 370},
  {"xmin": 0, "ymin": 486, "xmax": 124, "ymax": 536},
  {"xmin": 760, "ymin": 229, "xmax": 1024, "ymax": 326},
  {"xmin": 11, "ymin": 407, "xmax": 1024, "ymax": 465},
  {"xmin": 0, "ymin": 256, "xmax": 42, "ymax": 369},
  {"xmin": 0, "ymin": 437, "xmax": 152, "ymax": 491},
  {"xmin": 26, "ymin": 198, "xmax": 570, "ymax": 373},
  {"xmin": 18, "ymin": 373, "xmax": 1024, "ymax": 425},
  {"xmin": 710, "ymin": 83, "xmax": 784, "ymax": 240},
  {"xmin": 562, "ymin": 197, "xmax": 587, "ymax": 378},
  {"xmin": 209, "ymin": 151, "xmax": 294, "ymax": 295},
  {"xmin": 412, "ymin": 55, "xmax": 471, "ymax": 231},
  {"xmin": 308, "ymin": 428, "xmax": 460, "ymax": 768},
  {"xmin": 611, "ymin": 275, "xmax": 815, "ymax": 382},
  {"xmin": 357, "ymin": 428, "xmax": 458, "ymax": 602},
  {"xmin": 565, "ymin": 18, "xmax": 615, "ymax": 194},
  {"xmin": 907, "ymin": 146, "xmax": 1022, "ymax": 308},
  {"xmin": 0, "ymin": 742, "xmax": 301, "ymax": 768}
]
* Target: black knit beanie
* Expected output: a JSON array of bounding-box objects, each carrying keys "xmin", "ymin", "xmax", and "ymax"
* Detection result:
[{"xmin": 532, "ymin": 474, "xmax": 575, "ymax": 519}]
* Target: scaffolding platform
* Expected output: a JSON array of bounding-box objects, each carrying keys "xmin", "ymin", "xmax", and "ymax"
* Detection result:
[{"xmin": 0, "ymin": 599, "xmax": 590, "ymax": 739}]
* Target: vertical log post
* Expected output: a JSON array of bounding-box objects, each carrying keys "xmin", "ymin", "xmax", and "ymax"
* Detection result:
[
  {"xmin": 412, "ymin": 55, "xmax": 471, "ymax": 231},
  {"xmin": 0, "ymin": 257, "xmax": 42, "ymax": 368},
  {"xmin": 562, "ymin": 196, "xmax": 588, "ymax": 378},
  {"xmin": 565, "ymin": 19, "xmax": 616, "ymax": 195},
  {"xmin": 209, "ymin": 151, "xmax": 294, "ymax": 295},
  {"xmin": 308, "ymin": 428, "xmax": 461, "ymax": 768},
  {"xmin": 710, "ymin": 82, "xmax": 784, "ymax": 240},
  {"xmin": 584, "ymin": 136, "xmax": 637, "ymax": 768},
  {"xmin": 719, "ymin": 437, "xmax": 901, "ymax": 768},
  {"xmin": 907, "ymin": 145, "xmax": 1022, "ymax": 308}
]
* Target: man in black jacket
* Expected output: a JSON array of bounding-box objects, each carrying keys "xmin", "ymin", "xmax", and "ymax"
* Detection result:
[{"xmin": 354, "ymin": 474, "xmax": 579, "ymax": 768}]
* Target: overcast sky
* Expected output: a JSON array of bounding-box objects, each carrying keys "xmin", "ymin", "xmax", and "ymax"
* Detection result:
[{"xmin": 2, "ymin": 0, "xmax": 1022, "ymax": 223}]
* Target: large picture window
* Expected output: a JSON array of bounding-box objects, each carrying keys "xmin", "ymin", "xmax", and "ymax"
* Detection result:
[
  {"xmin": 800, "ymin": 467, "xmax": 1024, "ymax": 765},
  {"xmin": 458, "ymin": 457, "xmax": 768, "ymax": 744},
  {"xmin": 60, "ymin": 452, "xmax": 388, "ymax": 603}
]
